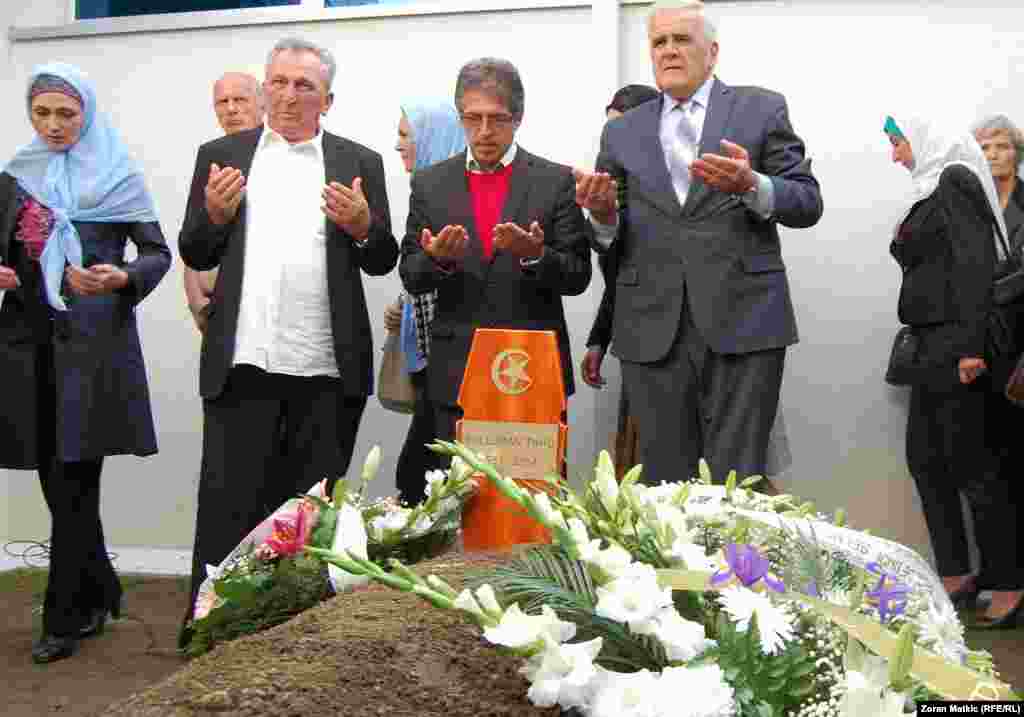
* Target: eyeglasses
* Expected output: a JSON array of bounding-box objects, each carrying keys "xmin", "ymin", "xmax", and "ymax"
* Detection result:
[{"xmin": 460, "ymin": 113, "xmax": 517, "ymax": 130}]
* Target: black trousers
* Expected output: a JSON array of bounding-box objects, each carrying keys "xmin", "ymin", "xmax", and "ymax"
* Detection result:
[
  {"xmin": 620, "ymin": 297, "xmax": 785, "ymax": 486},
  {"xmin": 185, "ymin": 366, "xmax": 366, "ymax": 620},
  {"xmin": 33, "ymin": 344, "xmax": 121, "ymax": 637},
  {"xmin": 907, "ymin": 380, "xmax": 1022, "ymax": 589},
  {"xmin": 395, "ymin": 370, "xmax": 441, "ymax": 505}
]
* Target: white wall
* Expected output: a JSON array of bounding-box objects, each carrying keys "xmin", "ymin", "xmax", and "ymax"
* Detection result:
[{"xmin": 3, "ymin": 0, "xmax": 1022, "ymax": 562}]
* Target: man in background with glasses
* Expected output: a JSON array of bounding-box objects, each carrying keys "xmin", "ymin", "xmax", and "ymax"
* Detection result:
[{"xmin": 399, "ymin": 56, "xmax": 591, "ymax": 458}]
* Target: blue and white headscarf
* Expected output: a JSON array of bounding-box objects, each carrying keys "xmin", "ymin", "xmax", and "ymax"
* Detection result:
[
  {"xmin": 399, "ymin": 99, "xmax": 466, "ymax": 373},
  {"xmin": 4, "ymin": 62, "xmax": 158, "ymax": 310},
  {"xmin": 401, "ymin": 99, "xmax": 466, "ymax": 172}
]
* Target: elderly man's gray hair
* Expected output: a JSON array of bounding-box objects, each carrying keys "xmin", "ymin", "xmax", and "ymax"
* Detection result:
[
  {"xmin": 648, "ymin": 0, "xmax": 718, "ymax": 44},
  {"xmin": 973, "ymin": 114, "xmax": 1024, "ymax": 169},
  {"xmin": 267, "ymin": 37, "xmax": 337, "ymax": 91},
  {"xmin": 454, "ymin": 58, "xmax": 525, "ymax": 123}
]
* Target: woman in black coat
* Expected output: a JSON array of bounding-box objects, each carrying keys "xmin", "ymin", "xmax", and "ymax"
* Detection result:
[
  {"xmin": 0, "ymin": 63, "xmax": 171, "ymax": 663},
  {"xmin": 885, "ymin": 114, "xmax": 1022, "ymax": 628}
]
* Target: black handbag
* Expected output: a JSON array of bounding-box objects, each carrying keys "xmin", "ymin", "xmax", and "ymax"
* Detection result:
[
  {"xmin": 986, "ymin": 222, "xmax": 1024, "ymax": 359},
  {"xmin": 884, "ymin": 326, "xmax": 921, "ymax": 386}
]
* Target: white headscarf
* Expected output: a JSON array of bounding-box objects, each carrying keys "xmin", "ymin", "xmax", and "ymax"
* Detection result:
[{"xmin": 891, "ymin": 115, "xmax": 1009, "ymax": 260}]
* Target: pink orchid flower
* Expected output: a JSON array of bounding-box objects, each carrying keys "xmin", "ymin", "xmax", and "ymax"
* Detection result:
[{"xmin": 264, "ymin": 501, "xmax": 316, "ymax": 556}]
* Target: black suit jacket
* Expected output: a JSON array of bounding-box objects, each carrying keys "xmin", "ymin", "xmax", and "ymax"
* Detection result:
[
  {"xmin": 399, "ymin": 148, "xmax": 591, "ymax": 406},
  {"xmin": 890, "ymin": 165, "xmax": 996, "ymax": 369},
  {"xmin": 179, "ymin": 127, "xmax": 398, "ymax": 399},
  {"xmin": 596, "ymin": 81, "xmax": 823, "ymax": 361}
]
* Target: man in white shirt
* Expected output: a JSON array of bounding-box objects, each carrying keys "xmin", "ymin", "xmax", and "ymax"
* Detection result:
[
  {"xmin": 183, "ymin": 71, "xmax": 264, "ymax": 333},
  {"xmin": 178, "ymin": 37, "xmax": 398, "ymax": 641}
]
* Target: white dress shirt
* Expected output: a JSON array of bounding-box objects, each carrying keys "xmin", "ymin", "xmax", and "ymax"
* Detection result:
[
  {"xmin": 466, "ymin": 142, "xmax": 517, "ymax": 173},
  {"xmin": 233, "ymin": 127, "xmax": 339, "ymax": 377},
  {"xmin": 591, "ymin": 75, "xmax": 774, "ymax": 248}
]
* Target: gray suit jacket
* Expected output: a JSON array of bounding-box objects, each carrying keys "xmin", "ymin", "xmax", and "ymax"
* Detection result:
[{"xmin": 596, "ymin": 79, "xmax": 823, "ymax": 362}]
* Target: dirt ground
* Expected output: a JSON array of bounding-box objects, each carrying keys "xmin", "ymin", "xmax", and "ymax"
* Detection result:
[
  {"xmin": 3, "ymin": 569, "xmax": 190, "ymax": 717},
  {"xmin": 4, "ymin": 552, "xmax": 1022, "ymax": 717},
  {"xmin": 102, "ymin": 550, "xmax": 558, "ymax": 717}
]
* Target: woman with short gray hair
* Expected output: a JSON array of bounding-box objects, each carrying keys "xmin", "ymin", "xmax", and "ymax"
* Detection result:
[{"xmin": 973, "ymin": 114, "xmax": 1024, "ymax": 249}]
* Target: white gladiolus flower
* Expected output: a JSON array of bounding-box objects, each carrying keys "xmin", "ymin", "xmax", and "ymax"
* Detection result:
[
  {"xmin": 589, "ymin": 668, "xmax": 662, "ymax": 717},
  {"xmin": 533, "ymin": 493, "xmax": 568, "ymax": 530},
  {"xmin": 657, "ymin": 664, "xmax": 735, "ymax": 717},
  {"xmin": 453, "ymin": 589, "xmax": 485, "ymax": 620},
  {"xmin": 580, "ymin": 543, "xmax": 634, "ymax": 583},
  {"xmin": 474, "ymin": 584, "xmax": 503, "ymax": 619},
  {"xmin": 719, "ymin": 585, "xmax": 795, "ymax": 655},
  {"xmin": 595, "ymin": 563, "xmax": 674, "ymax": 632},
  {"xmin": 483, "ymin": 604, "xmax": 576, "ymax": 650},
  {"xmin": 521, "ymin": 635, "xmax": 603, "ymax": 710},
  {"xmin": 643, "ymin": 607, "xmax": 715, "ymax": 662}
]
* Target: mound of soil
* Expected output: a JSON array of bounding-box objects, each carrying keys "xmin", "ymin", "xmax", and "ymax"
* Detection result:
[{"xmin": 102, "ymin": 551, "xmax": 559, "ymax": 717}]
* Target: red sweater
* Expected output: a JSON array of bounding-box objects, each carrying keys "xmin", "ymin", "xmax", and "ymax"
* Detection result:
[{"xmin": 466, "ymin": 163, "xmax": 514, "ymax": 260}]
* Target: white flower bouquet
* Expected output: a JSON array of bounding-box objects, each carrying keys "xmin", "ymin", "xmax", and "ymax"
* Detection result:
[{"xmin": 309, "ymin": 441, "xmax": 1020, "ymax": 716}]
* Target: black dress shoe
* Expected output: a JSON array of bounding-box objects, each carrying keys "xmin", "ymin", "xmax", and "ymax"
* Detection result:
[
  {"xmin": 78, "ymin": 610, "xmax": 107, "ymax": 639},
  {"xmin": 32, "ymin": 634, "xmax": 77, "ymax": 664},
  {"xmin": 974, "ymin": 597, "xmax": 1024, "ymax": 630}
]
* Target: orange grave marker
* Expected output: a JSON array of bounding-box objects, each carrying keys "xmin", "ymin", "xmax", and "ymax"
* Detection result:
[{"xmin": 457, "ymin": 329, "xmax": 567, "ymax": 551}]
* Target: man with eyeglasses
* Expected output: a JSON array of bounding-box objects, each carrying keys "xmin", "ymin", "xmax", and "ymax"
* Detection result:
[{"xmin": 399, "ymin": 56, "xmax": 591, "ymax": 456}]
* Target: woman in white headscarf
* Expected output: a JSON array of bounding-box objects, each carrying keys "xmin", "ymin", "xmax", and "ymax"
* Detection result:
[
  {"xmin": 0, "ymin": 63, "xmax": 171, "ymax": 663},
  {"xmin": 885, "ymin": 114, "xmax": 1022, "ymax": 628}
]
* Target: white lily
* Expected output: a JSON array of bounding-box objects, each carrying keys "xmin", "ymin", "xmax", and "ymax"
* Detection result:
[
  {"xmin": 453, "ymin": 589, "xmax": 486, "ymax": 621},
  {"xmin": 838, "ymin": 655, "xmax": 908, "ymax": 717},
  {"xmin": 361, "ymin": 445, "xmax": 382, "ymax": 484},
  {"xmin": 423, "ymin": 469, "xmax": 447, "ymax": 497},
  {"xmin": 482, "ymin": 604, "xmax": 576, "ymax": 651},
  {"xmin": 667, "ymin": 541, "xmax": 718, "ymax": 572},
  {"xmin": 595, "ymin": 562, "xmax": 674, "ymax": 633},
  {"xmin": 656, "ymin": 664, "xmax": 735, "ymax": 717},
  {"xmin": 589, "ymin": 667, "xmax": 662, "ymax": 717},
  {"xmin": 521, "ymin": 635, "xmax": 603, "ymax": 710},
  {"xmin": 473, "ymin": 584, "xmax": 503, "ymax": 620},
  {"xmin": 642, "ymin": 606, "xmax": 715, "ymax": 662},
  {"xmin": 593, "ymin": 452, "xmax": 620, "ymax": 516},
  {"xmin": 533, "ymin": 492, "xmax": 568, "ymax": 530}
]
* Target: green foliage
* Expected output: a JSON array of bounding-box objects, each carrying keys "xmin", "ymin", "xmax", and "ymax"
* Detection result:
[
  {"xmin": 305, "ymin": 496, "xmax": 338, "ymax": 550},
  {"xmin": 473, "ymin": 545, "xmax": 667, "ymax": 672},
  {"xmin": 705, "ymin": 612, "xmax": 816, "ymax": 717},
  {"xmin": 185, "ymin": 554, "xmax": 330, "ymax": 659}
]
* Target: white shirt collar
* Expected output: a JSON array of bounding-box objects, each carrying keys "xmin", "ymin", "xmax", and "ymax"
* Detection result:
[
  {"xmin": 258, "ymin": 125, "xmax": 324, "ymax": 161},
  {"xmin": 662, "ymin": 74, "xmax": 716, "ymax": 118},
  {"xmin": 466, "ymin": 143, "xmax": 518, "ymax": 173}
]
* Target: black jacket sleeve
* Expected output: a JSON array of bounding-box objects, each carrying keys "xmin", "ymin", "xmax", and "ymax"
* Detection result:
[{"xmin": 940, "ymin": 165, "xmax": 997, "ymax": 359}]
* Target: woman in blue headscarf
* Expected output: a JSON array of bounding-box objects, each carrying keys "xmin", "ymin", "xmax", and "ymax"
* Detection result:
[
  {"xmin": 0, "ymin": 63, "xmax": 171, "ymax": 663},
  {"xmin": 384, "ymin": 99, "xmax": 466, "ymax": 505}
]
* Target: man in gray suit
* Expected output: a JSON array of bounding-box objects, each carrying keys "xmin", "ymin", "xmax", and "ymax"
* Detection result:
[{"xmin": 574, "ymin": 0, "xmax": 822, "ymax": 485}]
